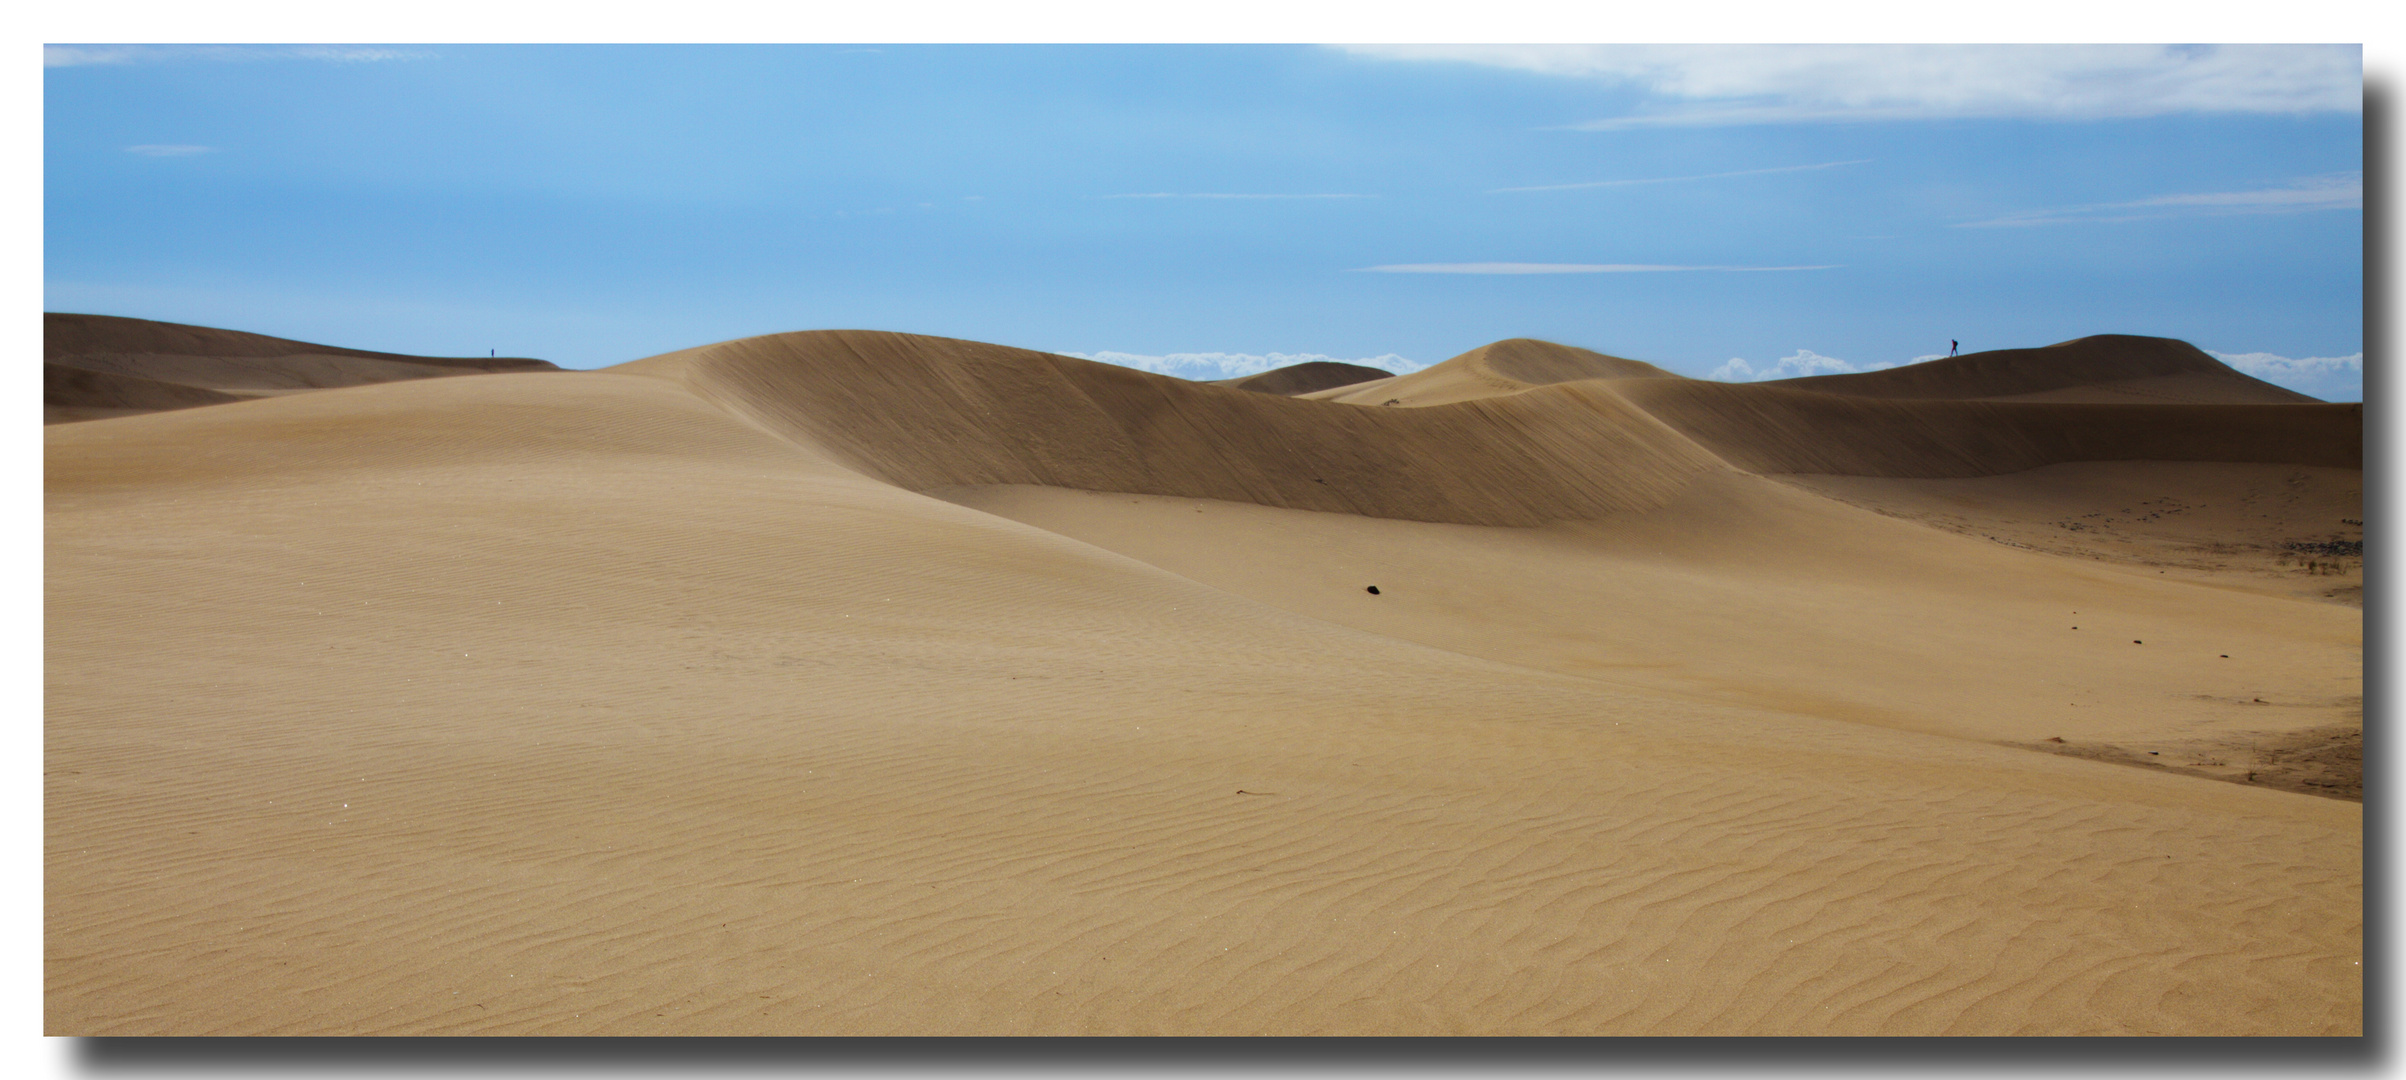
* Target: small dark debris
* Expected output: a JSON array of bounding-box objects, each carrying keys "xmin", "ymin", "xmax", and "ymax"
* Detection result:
[
  {"xmin": 2149, "ymin": 751, "xmax": 2159, "ymax": 755},
  {"xmin": 1381, "ymin": 399, "xmax": 1402, "ymax": 407},
  {"xmin": 1366, "ymin": 585, "xmax": 1381, "ymax": 595},
  {"xmin": 2044, "ymin": 736, "xmax": 2065, "ymax": 743},
  {"xmin": 2220, "ymin": 654, "xmax": 2229, "ymax": 658},
  {"xmin": 2133, "ymin": 640, "xmax": 2142, "ymax": 644}
]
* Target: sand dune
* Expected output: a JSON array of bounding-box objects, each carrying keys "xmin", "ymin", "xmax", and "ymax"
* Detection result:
[
  {"xmin": 647, "ymin": 330, "xmax": 2358, "ymax": 507},
  {"xmin": 1768, "ymin": 335, "xmax": 2322, "ymax": 404},
  {"xmin": 628, "ymin": 330, "xmax": 1725, "ymax": 527},
  {"xmin": 1304, "ymin": 337, "xmax": 1677, "ymax": 408},
  {"xmin": 44, "ymin": 312, "xmax": 560, "ymax": 424},
  {"xmin": 47, "ymin": 325, "xmax": 2361, "ymax": 1035},
  {"xmin": 1308, "ymin": 334, "xmax": 2353, "ymax": 477},
  {"xmin": 1211, "ymin": 360, "xmax": 1393, "ymax": 396}
]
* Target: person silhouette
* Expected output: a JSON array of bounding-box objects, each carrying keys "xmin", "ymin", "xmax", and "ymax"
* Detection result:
[{"xmin": 1950, "ymin": 339, "xmax": 1958, "ymax": 356}]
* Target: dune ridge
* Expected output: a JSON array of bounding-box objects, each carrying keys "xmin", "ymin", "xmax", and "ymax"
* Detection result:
[{"xmin": 45, "ymin": 312, "xmax": 560, "ymax": 423}]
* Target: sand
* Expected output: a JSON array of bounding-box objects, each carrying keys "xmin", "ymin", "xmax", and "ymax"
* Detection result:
[{"xmin": 46, "ymin": 328, "xmax": 2362, "ymax": 1035}]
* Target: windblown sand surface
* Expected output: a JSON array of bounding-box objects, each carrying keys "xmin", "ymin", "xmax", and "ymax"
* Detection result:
[{"xmin": 47, "ymin": 329, "xmax": 2361, "ymax": 1035}]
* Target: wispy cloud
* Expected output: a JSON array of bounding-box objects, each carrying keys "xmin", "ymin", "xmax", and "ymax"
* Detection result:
[
  {"xmin": 1959, "ymin": 173, "xmax": 2363, "ymax": 227},
  {"xmin": 1709, "ymin": 349, "xmax": 1948, "ymax": 382},
  {"xmin": 46, "ymin": 44, "xmax": 434, "ymax": 67},
  {"xmin": 1063, "ymin": 350, "xmax": 1422, "ymax": 380},
  {"xmin": 1341, "ymin": 45, "xmax": 2360, "ymax": 127},
  {"xmin": 124, "ymin": 144, "xmax": 215, "ymax": 157},
  {"xmin": 1101, "ymin": 192, "xmax": 1373, "ymax": 200},
  {"xmin": 1356, "ymin": 263, "xmax": 1839, "ymax": 274},
  {"xmin": 1493, "ymin": 158, "xmax": 1871, "ymax": 193}
]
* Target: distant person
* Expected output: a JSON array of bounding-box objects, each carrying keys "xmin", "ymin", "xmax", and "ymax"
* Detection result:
[{"xmin": 1950, "ymin": 340, "xmax": 1958, "ymax": 356}]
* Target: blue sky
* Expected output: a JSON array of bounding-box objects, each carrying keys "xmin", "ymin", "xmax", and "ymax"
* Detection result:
[{"xmin": 43, "ymin": 44, "xmax": 2365, "ymax": 399}]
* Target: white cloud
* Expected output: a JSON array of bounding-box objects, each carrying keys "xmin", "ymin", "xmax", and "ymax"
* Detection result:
[
  {"xmin": 1357, "ymin": 263, "xmax": 1839, "ymax": 274},
  {"xmin": 2208, "ymin": 350, "xmax": 2362, "ymax": 401},
  {"xmin": 1710, "ymin": 349, "xmax": 1857, "ymax": 382},
  {"xmin": 1101, "ymin": 192, "xmax": 1373, "ymax": 200},
  {"xmin": 46, "ymin": 45, "xmax": 433, "ymax": 67},
  {"xmin": 1064, "ymin": 350, "xmax": 1422, "ymax": 381},
  {"xmin": 1339, "ymin": 44, "xmax": 2360, "ymax": 126},
  {"xmin": 1709, "ymin": 350, "xmax": 1952, "ymax": 382},
  {"xmin": 124, "ymin": 145, "xmax": 215, "ymax": 157},
  {"xmin": 1959, "ymin": 173, "xmax": 2362, "ymax": 227},
  {"xmin": 1492, "ymin": 158, "xmax": 1871, "ymax": 193}
]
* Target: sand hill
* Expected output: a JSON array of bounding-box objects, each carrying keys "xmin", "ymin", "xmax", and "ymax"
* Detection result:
[
  {"xmin": 45, "ymin": 312, "xmax": 560, "ymax": 424},
  {"xmin": 1211, "ymin": 360, "xmax": 1394, "ymax": 396},
  {"xmin": 1768, "ymin": 334, "xmax": 2322, "ymax": 404},
  {"xmin": 48, "ymin": 324, "xmax": 2362, "ymax": 1035},
  {"xmin": 1304, "ymin": 337, "xmax": 1679, "ymax": 408}
]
